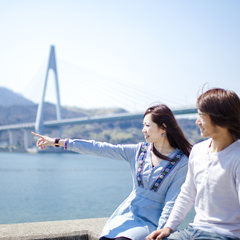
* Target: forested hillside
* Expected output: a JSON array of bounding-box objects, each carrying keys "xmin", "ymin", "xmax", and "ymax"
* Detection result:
[{"xmin": 0, "ymin": 87, "xmax": 203, "ymax": 148}]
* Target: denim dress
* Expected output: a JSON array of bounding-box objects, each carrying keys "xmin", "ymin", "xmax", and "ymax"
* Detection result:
[{"xmin": 65, "ymin": 139, "xmax": 188, "ymax": 240}]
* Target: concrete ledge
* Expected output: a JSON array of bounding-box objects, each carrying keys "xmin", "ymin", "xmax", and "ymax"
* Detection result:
[{"xmin": 0, "ymin": 218, "xmax": 108, "ymax": 240}]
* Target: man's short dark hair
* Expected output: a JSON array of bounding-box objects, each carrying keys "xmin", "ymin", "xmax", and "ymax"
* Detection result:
[{"xmin": 197, "ymin": 88, "xmax": 240, "ymax": 139}]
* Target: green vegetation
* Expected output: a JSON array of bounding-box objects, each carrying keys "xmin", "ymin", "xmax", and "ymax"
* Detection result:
[
  {"xmin": 0, "ymin": 87, "xmax": 204, "ymax": 149},
  {"xmin": 0, "ymin": 102, "xmax": 203, "ymax": 147},
  {"xmin": 62, "ymin": 118, "xmax": 203, "ymax": 145}
]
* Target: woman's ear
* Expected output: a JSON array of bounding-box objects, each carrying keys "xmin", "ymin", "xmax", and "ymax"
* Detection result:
[{"xmin": 162, "ymin": 123, "xmax": 167, "ymax": 129}]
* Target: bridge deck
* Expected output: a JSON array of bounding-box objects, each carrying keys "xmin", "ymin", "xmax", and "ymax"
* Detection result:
[{"xmin": 0, "ymin": 108, "xmax": 197, "ymax": 131}]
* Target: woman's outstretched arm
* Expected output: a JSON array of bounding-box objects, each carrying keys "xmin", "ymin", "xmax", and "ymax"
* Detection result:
[
  {"xmin": 31, "ymin": 132, "xmax": 64, "ymax": 149},
  {"xmin": 31, "ymin": 132, "xmax": 139, "ymax": 164}
]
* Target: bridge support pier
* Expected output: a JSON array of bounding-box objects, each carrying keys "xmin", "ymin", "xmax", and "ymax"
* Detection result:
[
  {"xmin": 7, "ymin": 130, "xmax": 19, "ymax": 149},
  {"xmin": 22, "ymin": 129, "xmax": 34, "ymax": 149}
]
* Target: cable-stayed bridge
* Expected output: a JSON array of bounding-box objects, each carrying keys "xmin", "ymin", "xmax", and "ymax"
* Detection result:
[{"xmin": 0, "ymin": 46, "xmax": 197, "ymax": 151}]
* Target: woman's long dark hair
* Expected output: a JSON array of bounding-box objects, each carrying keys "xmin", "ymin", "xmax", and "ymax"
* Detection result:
[{"xmin": 144, "ymin": 104, "xmax": 192, "ymax": 161}]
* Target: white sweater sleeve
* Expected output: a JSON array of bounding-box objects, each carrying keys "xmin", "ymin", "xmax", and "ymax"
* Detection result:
[
  {"xmin": 164, "ymin": 150, "xmax": 196, "ymax": 231},
  {"xmin": 236, "ymin": 162, "xmax": 240, "ymax": 206}
]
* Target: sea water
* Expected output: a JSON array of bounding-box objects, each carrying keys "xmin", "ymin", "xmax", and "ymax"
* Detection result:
[{"xmin": 0, "ymin": 152, "xmax": 195, "ymax": 229}]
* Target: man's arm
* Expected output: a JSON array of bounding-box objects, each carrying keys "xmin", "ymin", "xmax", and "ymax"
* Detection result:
[
  {"xmin": 163, "ymin": 157, "xmax": 196, "ymax": 231},
  {"xmin": 236, "ymin": 162, "xmax": 240, "ymax": 204},
  {"xmin": 157, "ymin": 157, "xmax": 188, "ymax": 229},
  {"xmin": 146, "ymin": 151, "xmax": 197, "ymax": 240}
]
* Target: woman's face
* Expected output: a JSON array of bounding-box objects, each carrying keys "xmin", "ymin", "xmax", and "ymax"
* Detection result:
[{"xmin": 142, "ymin": 113, "xmax": 165, "ymax": 144}]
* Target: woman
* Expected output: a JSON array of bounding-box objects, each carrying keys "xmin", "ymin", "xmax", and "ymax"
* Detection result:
[{"xmin": 32, "ymin": 104, "xmax": 192, "ymax": 240}]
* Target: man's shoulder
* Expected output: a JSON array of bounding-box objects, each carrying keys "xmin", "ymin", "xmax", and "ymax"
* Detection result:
[
  {"xmin": 192, "ymin": 139, "xmax": 240, "ymax": 156},
  {"xmin": 227, "ymin": 140, "xmax": 240, "ymax": 155},
  {"xmin": 192, "ymin": 138, "xmax": 211, "ymax": 151},
  {"xmin": 232, "ymin": 139, "xmax": 240, "ymax": 148}
]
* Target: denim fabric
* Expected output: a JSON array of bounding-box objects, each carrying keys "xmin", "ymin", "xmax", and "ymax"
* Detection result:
[{"xmin": 163, "ymin": 227, "xmax": 240, "ymax": 240}]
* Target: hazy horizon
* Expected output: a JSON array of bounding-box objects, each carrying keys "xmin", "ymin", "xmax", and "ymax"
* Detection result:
[{"xmin": 1, "ymin": 1, "xmax": 239, "ymax": 112}]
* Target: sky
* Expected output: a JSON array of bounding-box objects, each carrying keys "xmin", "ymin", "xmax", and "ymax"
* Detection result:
[{"xmin": 0, "ymin": 0, "xmax": 240, "ymax": 112}]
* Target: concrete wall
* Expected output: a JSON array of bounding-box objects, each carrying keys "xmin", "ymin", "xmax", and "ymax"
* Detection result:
[{"xmin": 0, "ymin": 218, "xmax": 108, "ymax": 240}]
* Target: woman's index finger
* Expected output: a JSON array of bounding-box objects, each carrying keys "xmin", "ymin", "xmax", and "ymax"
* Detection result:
[{"xmin": 31, "ymin": 132, "xmax": 42, "ymax": 138}]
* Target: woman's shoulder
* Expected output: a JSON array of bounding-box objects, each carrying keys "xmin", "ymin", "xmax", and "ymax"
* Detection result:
[
  {"xmin": 112, "ymin": 142, "xmax": 146, "ymax": 154},
  {"xmin": 122, "ymin": 142, "xmax": 149, "ymax": 148},
  {"xmin": 175, "ymin": 148, "xmax": 189, "ymax": 166}
]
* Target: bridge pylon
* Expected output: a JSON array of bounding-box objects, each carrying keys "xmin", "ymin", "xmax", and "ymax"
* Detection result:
[{"xmin": 35, "ymin": 45, "xmax": 62, "ymax": 136}]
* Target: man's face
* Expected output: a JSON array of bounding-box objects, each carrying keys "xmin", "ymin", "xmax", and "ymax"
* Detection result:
[{"xmin": 196, "ymin": 110, "xmax": 218, "ymax": 138}]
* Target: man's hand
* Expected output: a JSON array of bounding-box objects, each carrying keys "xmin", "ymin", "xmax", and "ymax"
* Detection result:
[{"xmin": 146, "ymin": 227, "xmax": 173, "ymax": 240}]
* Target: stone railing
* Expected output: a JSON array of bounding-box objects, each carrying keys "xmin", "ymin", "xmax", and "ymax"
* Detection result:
[{"xmin": 0, "ymin": 218, "xmax": 108, "ymax": 240}]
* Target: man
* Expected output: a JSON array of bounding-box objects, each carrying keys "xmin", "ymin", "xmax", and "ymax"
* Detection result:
[{"xmin": 146, "ymin": 88, "xmax": 240, "ymax": 240}]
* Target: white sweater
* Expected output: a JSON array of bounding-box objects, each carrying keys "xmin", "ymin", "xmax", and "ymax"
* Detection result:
[{"xmin": 165, "ymin": 139, "xmax": 240, "ymax": 238}]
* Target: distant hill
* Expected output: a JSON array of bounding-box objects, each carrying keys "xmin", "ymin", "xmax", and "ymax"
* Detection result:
[
  {"xmin": 0, "ymin": 87, "xmax": 202, "ymax": 147},
  {"xmin": 0, "ymin": 87, "xmax": 35, "ymax": 106},
  {"xmin": 0, "ymin": 102, "xmax": 127, "ymax": 125},
  {"xmin": 0, "ymin": 87, "xmax": 127, "ymax": 125}
]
